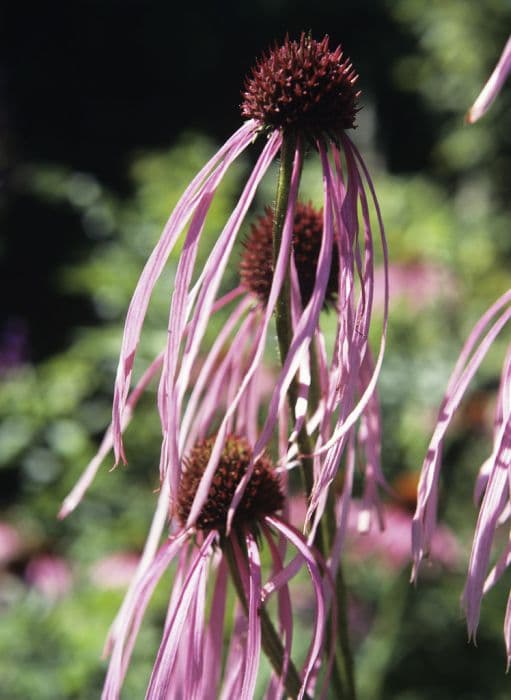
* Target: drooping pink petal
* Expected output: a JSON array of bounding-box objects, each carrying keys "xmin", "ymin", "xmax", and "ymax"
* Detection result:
[
  {"xmin": 201, "ymin": 557, "xmax": 229, "ymax": 699},
  {"xmin": 157, "ymin": 139, "xmax": 262, "ymax": 504},
  {"xmin": 357, "ymin": 350, "xmax": 388, "ymax": 531},
  {"xmin": 466, "ymin": 36, "xmax": 511, "ymax": 123},
  {"xmin": 186, "ymin": 135, "xmax": 296, "ymax": 530},
  {"xmin": 254, "ymin": 143, "xmax": 334, "ymax": 460},
  {"xmin": 327, "ymin": 431, "xmax": 356, "ymax": 577},
  {"xmin": 183, "ymin": 553, "xmax": 208, "ymax": 700},
  {"xmin": 182, "ymin": 312, "xmax": 262, "ymax": 457},
  {"xmin": 59, "ymin": 352, "xmax": 164, "ymax": 519},
  {"xmin": 413, "ymin": 295, "xmax": 511, "ymax": 579},
  {"xmin": 262, "ymin": 526, "xmax": 293, "ymax": 700},
  {"xmin": 220, "ymin": 606, "xmax": 248, "ymax": 700},
  {"xmin": 145, "ymin": 531, "xmax": 216, "ymax": 699},
  {"xmin": 462, "ymin": 422, "xmax": 511, "ymax": 640},
  {"xmin": 102, "ymin": 530, "xmax": 189, "ymax": 699},
  {"xmin": 179, "ymin": 295, "xmax": 254, "ymax": 447},
  {"xmin": 265, "ymin": 515, "xmax": 326, "ymax": 700},
  {"xmin": 311, "ymin": 134, "xmax": 389, "ymax": 459},
  {"xmin": 112, "ymin": 121, "xmax": 258, "ymax": 465},
  {"xmin": 241, "ymin": 532, "xmax": 262, "ymax": 700}
]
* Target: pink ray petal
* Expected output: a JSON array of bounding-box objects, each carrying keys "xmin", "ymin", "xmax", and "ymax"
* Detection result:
[
  {"xmin": 59, "ymin": 351, "xmax": 164, "ymax": 519},
  {"xmin": 467, "ymin": 36, "xmax": 511, "ymax": 123},
  {"xmin": 241, "ymin": 532, "xmax": 262, "ymax": 700},
  {"xmin": 201, "ymin": 557, "xmax": 229, "ymax": 699},
  {"xmin": 263, "ymin": 526, "xmax": 293, "ymax": 700},
  {"xmin": 112, "ymin": 121, "xmax": 258, "ymax": 465},
  {"xmin": 265, "ymin": 515, "xmax": 326, "ymax": 700},
  {"xmin": 413, "ymin": 297, "xmax": 511, "ymax": 579},
  {"xmin": 186, "ymin": 137, "xmax": 298, "ymax": 531},
  {"xmin": 145, "ymin": 531, "xmax": 216, "ymax": 699},
  {"xmin": 462, "ymin": 425, "xmax": 511, "ymax": 640},
  {"xmin": 102, "ymin": 530, "xmax": 189, "ymax": 699}
]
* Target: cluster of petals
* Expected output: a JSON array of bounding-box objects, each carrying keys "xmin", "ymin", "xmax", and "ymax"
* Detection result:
[
  {"xmin": 102, "ymin": 517, "xmax": 327, "ymax": 699},
  {"xmin": 60, "ymin": 34, "xmax": 390, "ymax": 696},
  {"xmin": 415, "ymin": 37, "xmax": 511, "ymax": 663},
  {"xmin": 412, "ymin": 290, "xmax": 511, "ymax": 662},
  {"xmin": 61, "ymin": 117, "xmax": 389, "ymax": 551}
]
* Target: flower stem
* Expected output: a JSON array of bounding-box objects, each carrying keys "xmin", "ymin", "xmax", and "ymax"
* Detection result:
[
  {"xmin": 223, "ymin": 535, "xmax": 307, "ymax": 699},
  {"xmin": 273, "ymin": 130, "xmax": 298, "ymax": 366},
  {"xmin": 272, "ymin": 131, "xmax": 356, "ymax": 700}
]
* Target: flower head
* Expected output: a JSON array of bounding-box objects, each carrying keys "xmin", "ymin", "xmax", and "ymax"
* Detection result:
[
  {"xmin": 242, "ymin": 33, "xmax": 360, "ymax": 139},
  {"xmin": 62, "ymin": 32, "xmax": 388, "ymax": 536},
  {"xmin": 240, "ymin": 201, "xmax": 339, "ymax": 309},
  {"xmin": 177, "ymin": 434, "xmax": 284, "ymax": 534},
  {"xmin": 103, "ymin": 434, "xmax": 327, "ymax": 699}
]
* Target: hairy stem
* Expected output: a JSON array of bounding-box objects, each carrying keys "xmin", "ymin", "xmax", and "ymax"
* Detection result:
[{"xmin": 223, "ymin": 535, "xmax": 307, "ymax": 699}]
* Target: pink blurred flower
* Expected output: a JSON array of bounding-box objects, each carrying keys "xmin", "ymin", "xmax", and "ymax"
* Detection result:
[
  {"xmin": 467, "ymin": 36, "xmax": 511, "ymax": 123},
  {"xmin": 413, "ymin": 290, "xmax": 511, "ymax": 662},
  {"xmin": 25, "ymin": 554, "xmax": 72, "ymax": 601},
  {"xmin": 90, "ymin": 552, "xmax": 140, "ymax": 590},
  {"xmin": 373, "ymin": 261, "xmax": 457, "ymax": 313},
  {"xmin": 348, "ymin": 502, "xmax": 460, "ymax": 572}
]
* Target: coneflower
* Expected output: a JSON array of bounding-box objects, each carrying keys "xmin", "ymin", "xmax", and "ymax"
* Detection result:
[
  {"xmin": 61, "ymin": 33, "xmax": 389, "ymax": 698},
  {"xmin": 103, "ymin": 435, "xmax": 327, "ymax": 699},
  {"xmin": 414, "ymin": 37, "xmax": 511, "ymax": 665}
]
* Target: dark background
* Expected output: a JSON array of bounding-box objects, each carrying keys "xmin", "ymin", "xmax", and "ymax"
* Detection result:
[{"xmin": 1, "ymin": 1, "xmax": 431, "ymax": 361}]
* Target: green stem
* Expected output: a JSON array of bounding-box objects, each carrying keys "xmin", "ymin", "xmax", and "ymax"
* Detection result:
[
  {"xmin": 223, "ymin": 535, "xmax": 307, "ymax": 699},
  {"xmin": 272, "ymin": 131, "xmax": 357, "ymax": 700},
  {"xmin": 273, "ymin": 130, "xmax": 298, "ymax": 367}
]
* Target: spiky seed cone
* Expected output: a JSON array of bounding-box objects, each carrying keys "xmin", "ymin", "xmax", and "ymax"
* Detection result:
[
  {"xmin": 240, "ymin": 201, "xmax": 339, "ymax": 309},
  {"xmin": 242, "ymin": 33, "xmax": 360, "ymax": 139},
  {"xmin": 177, "ymin": 435, "xmax": 284, "ymax": 535}
]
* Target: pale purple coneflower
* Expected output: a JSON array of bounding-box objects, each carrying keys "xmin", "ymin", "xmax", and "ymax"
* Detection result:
[
  {"xmin": 466, "ymin": 36, "xmax": 511, "ymax": 124},
  {"xmin": 61, "ymin": 31, "xmax": 388, "ymax": 571},
  {"xmin": 59, "ymin": 33, "xmax": 388, "ymax": 696},
  {"xmin": 102, "ymin": 434, "xmax": 327, "ymax": 699},
  {"xmin": 412, "ymin": 290, "xmax": 511, "ymax": 659},
  {"xmin": 413, "ymin": 36, "xmax": 511, "ymax": 663}
]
